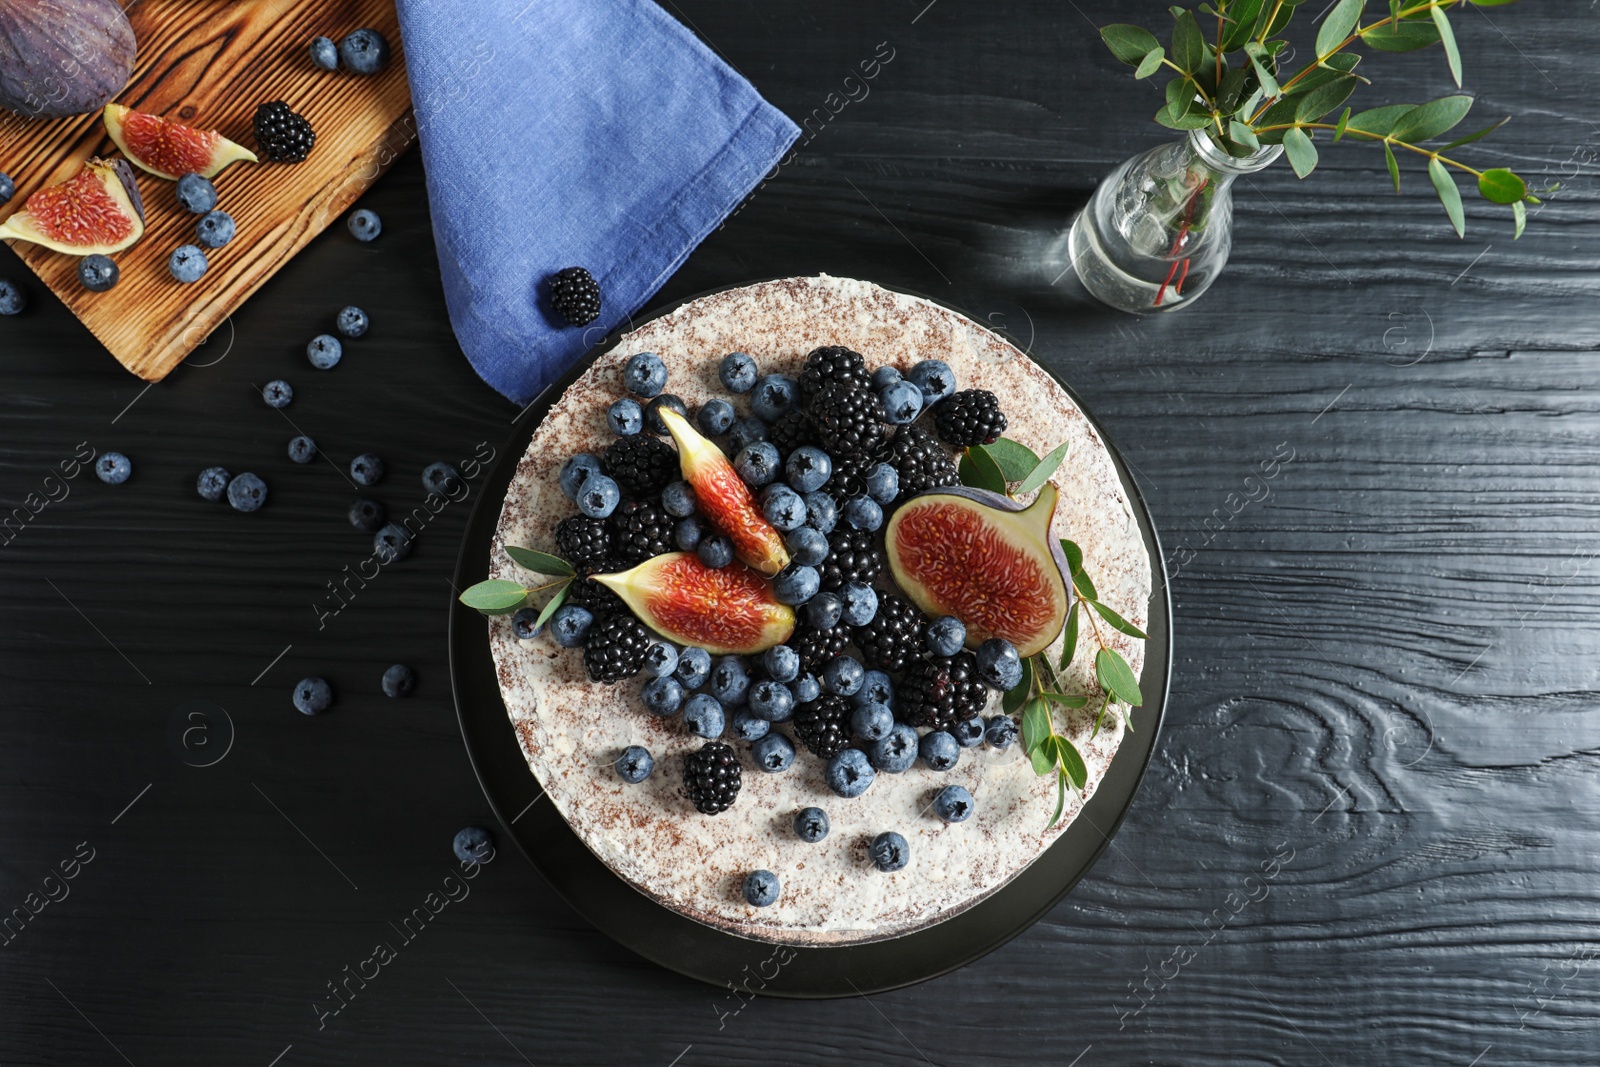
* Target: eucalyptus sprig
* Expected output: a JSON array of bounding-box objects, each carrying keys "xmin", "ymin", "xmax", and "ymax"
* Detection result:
[
  {"xmin": 1100, "ymin": 0, "xmax": 1538, "ymax": 237},
  {"xmin": 459, "ymin": 546, "xmax": 577, "ymax": 632}
]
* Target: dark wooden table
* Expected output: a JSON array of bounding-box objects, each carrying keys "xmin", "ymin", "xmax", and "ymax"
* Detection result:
[{"xmin": 3, "ymin": 2, "xmax": 1594, "ymax": 1063}]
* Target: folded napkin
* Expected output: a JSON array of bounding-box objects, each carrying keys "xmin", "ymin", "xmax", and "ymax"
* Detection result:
[{"xmin": 395, "ymin": 0, "xmax": 799, "ymax": 405}]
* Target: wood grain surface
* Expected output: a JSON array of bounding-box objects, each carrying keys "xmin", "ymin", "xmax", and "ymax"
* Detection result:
[
  {"xmin": 1, "ymin": 1, "xmax": 1597, "ymax": 1064},
  {"xmin": 0, "ymin": 0, "xmax": 412, "ymax": 382}
]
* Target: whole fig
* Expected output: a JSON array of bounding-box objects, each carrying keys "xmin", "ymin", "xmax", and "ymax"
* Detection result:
[{"xmin": 0, "ymin": 0, "xmax": 136, "ymax": 119}]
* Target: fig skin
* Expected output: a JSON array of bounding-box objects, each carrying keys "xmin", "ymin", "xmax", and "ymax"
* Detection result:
[{"xmin": 0, "ymin": 0, "xmax": 136, "ymax": 119}]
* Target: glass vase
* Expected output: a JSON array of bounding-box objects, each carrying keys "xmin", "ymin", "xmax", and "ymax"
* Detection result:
[{"xmin": 1067, "ymin": 128, "xmax": 1282, "ymax": 313}]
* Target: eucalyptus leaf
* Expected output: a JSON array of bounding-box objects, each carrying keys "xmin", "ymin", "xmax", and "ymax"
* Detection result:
[
  {"xmin": 1021, "ymin": 696, "xmax": 1052, "ymax": 757},
  {"xmin": 1073, "ymin": 568, "xmax": 1099, "ymax": 603},
  {"xmin": 1389, "ymin": 95, "xmax": 1473, "ymax": 143},
  {"xmin": 1513, "ymin": 199, "xmax": 1527, "ymax": 239},
  {"xmin": 1003, "ymin": 656, "xmax": 1035, "ymax": 714},
  {"xmin": 504, "ymin": 545, "xmax": 576, "ymax": 577},
  {"xmin": 1477, "ymin": 167, "xmax": 1527, "ymax": 205},
  {"xmin": 1333, "ymin": 107, "xmax": 1351, "ymax": 142},
  {"xmin": 1166, "ymin": 75, "xmax": 1198, "ymax": 119},
  {"xmin": 1060, "ymin": 538, "xmax": 1084, "ymax": 575},
  {"xmin": 1283, "ymin": 127, "xmax": 1318, "ymax": 178},
  {"xmin": 1171, "ymin": 9, "xmax": 1206, "ymax": 72},
  {"xmin": 1091, "ymin": 600, "xmax": 1150, "ymax": 640},
  {"xmin": 1384, "ymin": 140, "xmax": 1401, "ymax": 191},
  {"xmin": 1346, "ymin": 104, "xmax": 1414, "ymax": 138},
  {"xmin": 1042, "ymin": 690, "xmax": 1090, "ymax": 709},
  {"xmin": 1361, "ymin": 17, "xmax": 1441, "ymax": 52},
  {"xmin": 1046, "ymin": 770, "xmax": 1067, "ymax": 830},
  {"xmin": 1316, "ymin": 0, "xmax": 1364, "ymax": 57},
  {"xmin": 1431, "ymin": 5, "xmax": 1462, "ymax": 87},
  {"xmin": 1016, "ymin": 441, "xmax": 1069, "ymax": 496},
  {"xmin": 1230, "ymin": 120, "xmax": 1261, "ymax": 151},
  {"xmin": 1220, "ymin": 0, "xmax": 1265, "ymax": 51},
  {"xmin": 531, "ymin": 580, "xmax": 573, "ymax": 631},
  {"xmin": 459, "ymin": 579, "xmax": 531, "ymax": 615},
  {"xmin": 1281, "ymin": 52, "xmax": 1359, "ymax": 97},
  {"xmin": 1030, "ymin": 742, "xmax": 1056, "ymax": 777},
  {"xmin": 1439, "ymin": 116, "xmax": 1510, "ymax": 151},
  {"xmin": 1155, "ymin": 102, "xmax": 1214, "ymax": 130},
  {"xmin": 1294, "ymin": 74, "xmax": 1357, "ymax": 123},
  {"xmin": 1055, "ymin": 736, "xmax": 1089, "ymax": 790},
  {"xmin": 958, "ymin": 444, "xmax": 1009, "ymax": 495},
  {"xmin": 1100, "ymin": 23, "xmax": 1163, "ymax": 65},
  {"xmin": 1096, "ymin": 647, "xmax": 1145, "ymax": 706},
  {"xmin": 1061, "ymin": 602, "xmax": 1080, "ymax": 670},
  {"xmin": 986, "ymin": 438, "xmax": 1042, "ymax": 481},
  {"xmin": 1429, "ymin": 157, "xmax": 1466, "ymax": 237},
  {"xmin": 1135, "ymin": 47, "xmax": 1166, "ymax": 80},
  {"xmin": 1243, "ymin": 42, "xmax": 1280, "ymax": 97}
]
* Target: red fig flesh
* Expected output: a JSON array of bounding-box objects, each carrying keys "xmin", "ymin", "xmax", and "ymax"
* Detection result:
[
  {"xmin": 595, "ymin": 552, "xmax": 795, "ymax": 655},
  {"xmin": 0, "ymin": 157, "xmax": 144, "ymax": 254},
  {"xmin": 104, "ymin": 103, "xmax": 257, "ymax": 180},
  {"xmin": 657, "ymin": 406, "xmax": 789, "ymax": 577}
]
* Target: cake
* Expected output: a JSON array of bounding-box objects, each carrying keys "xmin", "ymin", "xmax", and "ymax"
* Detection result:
[{"xmin": 480, "ymin": 276, "xmax": 1152, "ymax": 945}]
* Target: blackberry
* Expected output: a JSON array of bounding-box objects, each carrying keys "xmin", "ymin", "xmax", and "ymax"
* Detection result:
[
  {"xmin": 582, "ymin": 612, "xmax": 651, "ymax": 683},
  {"xmin": 253, "ymin": 101, "xmax": 315, "ymax": 163},
  {"xmin": 900, "ymin": 652, "xmax": 989, "ymax": 731},
  {"xmin": 684, "ymin": 741, "xmax": 742, "ymax": 814},
  {"xmin": 767, "ymin": 410, "xmax": 816, "ymax": 459},
  {"xmin": 798, "ymin": 346, "xmax": 871, "ymax": 403},
  {"xmin": 609, "ymin": 499, "xmax": 674, "ymax": 564},
  {"xmin": 824, "ymin": 444, "xmax": 887, "ymax": 499},
  {"xmin": 602, "ymin": 434, "xmax": 677, "ymax": 497},
  {"xmin": 548, "ymin": 266, "xmax": 602, "ymax": 326},
  {"xmin": 934, "ymin": 390, "xmax": 1008, "ymax": 448},
  {"xmin": 568, "ymin": 563, "xmax": 627, "ymax": 618},
  {"xmin": 852, "ymin": 593, "xmax": 926, "ymax": 673},
  {"xmin": 791, "ymin": 621, "xmax": 851, "ymax": 673},
  {"xmin": 819, "ymin": 525, "xmax": 882, "ymax": 591},
  {"xmin": 555, "ymin": 516, "xmax": 611, "ymax": 571},
  {"xmin": 793, "ymin": 694, "xmax": 852, "ymax": 758},
  {"xmin": 809, "ymin": 382, "xmax": 886, "ymax": 458},
  {"xmin": 888, "ymin": 425, "xmax": 959, "ymax": 498}
]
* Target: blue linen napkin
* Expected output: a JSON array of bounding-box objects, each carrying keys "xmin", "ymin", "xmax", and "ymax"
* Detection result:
[{"xmin": 394, "ymin": 0, "xmax": 799, "ymax": 405}]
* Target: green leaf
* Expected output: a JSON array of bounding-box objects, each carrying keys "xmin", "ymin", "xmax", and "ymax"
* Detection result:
[
  {"xmin": 1243, "ymin": 42, "xmax": 1280, "ymax": 97},
  {"xmin": 1154, "ymin": 102, "xmax": 1213, "ymax": 130},
  {"xmin": 1096, "ymin": 647, "xmax": 1145, "ymax": 706},
  {"xmin": 1294, "ymin": 74, "xmax": 1357, "ymax": 123},
  {"xmin": 1073, "ymin": 568, "xmax": 1099, "ymax": 603},
  {"xmin": 1281, "ymin": 52, "xmax": 1360, "ymax": 97},
  {"xmin": 1333, "ymin": 107, "xmax": 1351, "ymax": 142},
  {"xmin": 986, "ymin": 438, "xmax": 1041, "ymax": 481},
  {"xmin": 1283, "ymin": 127, "xmax": 1318, "ymax": 178},
  {"xmin": 1003, "ymin": 656, "xmax": 1035, "ymax": 714},
  {"xmin": 1101, "ymin": 23, "xmax": 1163, "ymax": 65},
  {"xmin": 1091, "ymin": 600, "xmax": 1149, "ymax": 640},
  {"xmin": 1439, "ymin": 116, "xmax": 1510, "ymax": 151},
  {"xmin": 1316, "ymin": 0, "xmax": 1364, "ymax": 57},
  {"xmin": 1045, "ymin": 771, "xmax": 1068, "ymax": 830},
  {"xmin": 1221, "ymin": 0, "xmax": 1265, "ymax": 51},
  {"xmin": 1230, "ymin": 120, "xmax": 1261, "ymax": 152},
  {"xmin": 504, "ymin": 545, "xmax": 576, "ymax": 577},
  {"xmin": 1429, "ymin": 157, "xmax": 1466, "ymax": 237},
  {"xmin": 1218, "ymin": 66, "xmax": 1253, "ymax": 115},
  {"xmin": 1042, "ymin": 690, "xmax": 1090, "ymax": 709},
  {"xmin": 1134, "ymin": 47, "xmax": 1166, "ymax": 80},
  {"xmin": 1252, "ymin": 97, "xmax": 1300, "ymax": 144},
  {"xmin": 1165, "ymin": 75, "xmax": 1198, "ymax": 119},
  {"xmin": 1060, "ymin": 603, "xmax": 1080, "ymax": 670},
  {"xmin": 1477, "ymin": 168, "xmax": 1527, "ymax": 205},
  {"xmin": 459, "ymin": 578, "xmax": 531, "ymax": 615},
  {"xmin": 1384, "ymin": 140, "xmax": 1401, "ymax": 191},
  {"xmin": 1431, "ymin": 5, "xmax": 1462, "ymax": 87},
  {"xmin": 1055, "ymin": 736, "xmax": 1089, "ymax": 790},
  {"xmin": 1059, "ymin": 539, "xmax": 1084, "ymax": 575},
  {"xmin": 1346, "ymin": 104, "xmax": 1414, "ymax": 137},
  {"xmin": 1021, "ymin": 696, "xmax": 1051, "ymax": 753},
  {"xmin": 531, "ymin": 580, "xmax": 572, "ymax": 631},
  {"xmin": 1171, "ymin": 9, "xmax": 1206, "ymax": 73},
  {"xmin": 1016, "ymin": 441, "xmax": 1069, "ymax": 496},
  {"xmin": 1389, "ymin": 95, "xmax": 1473, "ymax": 143},
  {"xmin": 1361, "ymin": 18, "xmax": 1441, "ymax": 52},
  {"xmin": 1512, "ymin": 199, "xmax": 1527, "ymax": 239},
  {"xmin": 958, "ymin": 445, "xmax": 1008, "ymax": 495}
]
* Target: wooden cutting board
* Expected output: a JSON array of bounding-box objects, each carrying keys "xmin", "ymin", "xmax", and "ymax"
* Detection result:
[{"xmin": 0, "ymin": 0, "xmax": 414, "ymax": 381}]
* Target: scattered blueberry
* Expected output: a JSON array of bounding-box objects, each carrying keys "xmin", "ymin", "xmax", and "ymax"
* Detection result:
[
  {"xmin": 753, "ymin": 732, "xmax": 795, "ymax": 772},
  {"xmin": 452, "ymin": 825, "xmax": 495, "ymax": 864},
  {"xmin": 851, "ymin": 702, "xmax": 893, "ymax": 742},
  {"xmin": 772, "ymin": 564, "xmax": 820, "ymax": 606},
  {"xmin": 709, "ymin": 656, "xmax": 750, "ymax": 705},
  {"xmin": 920, "ymin": 730, "xmax": 961, "ymax": 771},
  {"xmin": 227, "ymin": 472, "xmax": 268, "ymax": 512},
  {"xmin": 350, "ymin": 453, "xmax": 384, "ymax": 485},
  {"xmin": 643, "ymin": 641, "xmax": 679, "ymax": 679},
  {"xmin": 382, "ymin": 663, "xmax": 416, "ymax": 698},
  {"xmin": 675, "ymin": 647, "xmax": 712, "ymax": 689},
  {"xmin": 696, "ymin": 398, "xmax": 735, "ymax": 436},
  {"xmin": 661, "ymin": 480, "xmax": 696, "ymax": 518},
  {"xmin": 307, "ymin": 334, "xmax": 342, "ymax": 369},
  {"xmin": 761, "ymin": 645, "xmax": 800, "ymax": 684},
  {"xmin": 674, "ymin": 515, "xmax": 706, "ymax": 551},
  {"xmin": 195, "ymin": 209, "xmax": 235, "ymax": 248},
  {"xmin": 77, "ymin": 254, "xmax": 118, "ymax": 292},
  {"xmin": 422, "ymin": 461, "xmax": 462, "ymax": 496},
  {"xmin": 511, "ymin": 606, "xmax": 543, "ymax": 640},
  {"xmin": 288, "ymin": 435, "xmax": 317, "ymax": 463},
  {"xmin": 726, "ymin": 417, "xmax": 769, "ymax": 453},
  {"xmin": 751, "ymin": 374, "xmax": 799, "ymax": 421},
  {"xmin": 825, "ymin": 747, "xmax": 875, "ymax": 797},
  {"xmin": 870, "ymin": 831, "xmax": 910, "ymax": 872},
  {"xmin": 550, "ymin": 604, "xmax": 595, "ymax": 647},
  {"xmin": 953, "ymin": 716, "xmax": 986, "ymax": 747},
  {"xmin": 843, "ymin": 496, "xmax": 883, "ymax": 532},
  {"xmin": 785, "ymin": 526, "xmax": 829, "ymax": 568},
  {"xmin": 697, "ymin": 534, "xmax": 734, "ymax": 568},
  {"xmin": 854, "ymin": 670, "xmax": 894, "ymax": 708},
  {"xmin": 804, "ymin": 591, "xmax": 843, "ymax": 629},
  {"xmin": 719, "ymin": 352, "xmax": 758, "ymax": 393},
  {"xmin": 644, "ymin": 394, "xmax": 687, "ymax": 436},
  {"xmin": 785, "ymin": 446, "xmax": 833, "ymax": 494},
  {"xmin": 340, "ymin": 27, "xmax": 391, "ymax": 74},
  {"xmin": 926, "ymin": 616, "xmax": 966, "ymax": 658},
  {"xmin": 175, "ymin": 173, "xmax": 217, "ymax": 214},
  {"xmin": 373, "ymin": 522, "xmax": 413, "ymax": 561},
  {"xmin": 794, "ymin": 806, "xmax": 830, "ymax": 843},
  {"xmin": 0, "ymin": 279, "xmax": 23, "ymax": 315},
  {"xmin": 616, "ymin": 746, "xmax": 653, "ymax": 784},
  {"xmin": 871, "ymin": 723, "xmax": 918, "ymax": 773},
  {"xmin": 95, "ymin": 451, "xmax": 131, "ymax": 484},
  {"xmin": 792, "ymin": 672, "xmax": 822, "ymax": 704},
  {"xmin": 838, "ymin": 583, "xmax": 878, "ymax": 627},
  {"xmin": 168, "ymin": 244, "xmax": 208, "ymax": 283},
  {"xmin": 0, "ymin": 172, "xmax": 12, "ymax": 204},
  {"xmin": 871, "ymin": 365, "xmax": 903, "ymax": 390},
  {"xmin": 575, "ymin": 474, "xmax": 621, "ymax": 519},
  {"xmin": 309, "ymin": 35, "xmax": 339, "ymax": 70},
  {"xmin": 879, "ymin": 379, "xmax": 925, "ymax": 425},
  {"xmin": 558, "ymin": 454, "xmax": 602, "ymax": 500},
  {"xmin": 349, "ymin": 498, "xmax": 385, "ymax": 531},
  {"xmin": 803, "ymin": 491, "xmax": 838, "ymax": 534},
  {"xmin": 622, "ymin": 351, "xmax": 667, "ymax": 398},
  {"xmin": 975, "ymin": 637, "xmax": 1024, "ymax": 690},
  {"xmin": 734, "ymin": 442, "xmax": 781, "ymax": 487},
  {"xmin": 261, "ymin": 379, "xmax": 293, "ymax": 408},
  {"xmin": 731, "ymin": 707, "xmax": 770, "ymax": 742},
  {"xmin": 335, "ymin": 305, "xmax": 368, "ymax": 338},
  {"xmin": 908, "ymin": 359, "xmax": 956, "ymax": 405},
  {"xmin": 743, "ymin": 869, "xmax": 780, "ymax": 907},
  {"xmin": 642, "ymin": 676, "xmax": 685, "ymax": 717},
  {"xmin": 933, "ymin": 785, "xmax": 975, "ymax": 823},
  {"xmin": 293, "ymin": 677, "xmax": 333, "ymax": 715},
  {"xmin": 747, "ymin": 680, "xmax": 794, "ymax": 723},
  {"xmin": 986, "ymin": 715, "xmax": 1019, "ymax": 749},
  {"xmin": 684, "ymin": 693, "xmax": 726, "ymax": 737},
  {"xmin": 347, "ymin": 208, "xmax": 382, "ymax": 241},
  {"xmin": 823, "ymin": 655, "xmax": 865, "ymax": 697},
  {"xmin": 865, "ymin": 463, "xmax": 900, "ymax": 504},
  {"xmin": 197, "ymin": 466, "xmax": 231, "ymax": 501},
  {"xmin": 761, "ymin": 485, "xmax": 808, "ymax": 532}
]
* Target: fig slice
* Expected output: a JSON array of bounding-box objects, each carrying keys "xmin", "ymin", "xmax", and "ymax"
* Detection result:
[
  {"xmin": 657, "ymin": 406, "xmax": 789, "ymax": 577},
  {"xmin": 0, "ymin": 157, "xmax": 144, "ymax": 255},
  {"xmin": 885, "ymin": 484, "xmax": 1073, "ymax": 658},
  {"xmin": 595, "ymin": 552, "xmax": 795, "ymax": 655},
  {"xmin": 104, "ymin": 103, "xmax": 258, "ymax": 180}
]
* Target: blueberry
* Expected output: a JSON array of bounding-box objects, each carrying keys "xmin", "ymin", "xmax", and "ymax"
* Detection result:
[
  {"xmin": 175, "ymin": 172, "xmax": 217, "ymax": 213},
  {"xmin": 761, "ymin": 484, "xmax": 807, "ymax": 531},
  {"xmin": 550, "ymin": 604, "xmax": 595, "ymax": 647},
  {"xmin": 785, "ymin": 526, "xmax": 829, "ymax": 568},
  {"xmin": 870, "ymin": 831, "xmax": 910, "ymax": 872},
  {"xmin": 77, "ymin": 254, "xmax": 118, "ymax": 292},
  {"xmin": 309, "ymin": 34, "xmax": 339, "ymax": 70},
  {"xmin": 288, "ymin": 435, "xmax": 318, "ymax": 463},
  {"xmin": 709, "ymin": 656, "xmax": 750, "ymax": 705},
  {"xmin": 919, "ymin": 730, "xmax": 960, "ymax": 771},
  {"xmin": 382, "ymin": 663, "xmax": 415, "ymax": 698},
  {"xmin": 452, "ymin": 825, "xmax": 495, "ymax": 864},
  {"xmin": 622, "ymin": 351, "xmax": 668, "ymax": 398},
  {"xmin": 607, "ymin": 398, "xmax": 642, "ymax": 436},
  {"xmin": 643, "ymin": 641, "xmax": 679, "ymax": 679},
  {"xmin": 373, "ymin": 522, "xmax": 413, "ymax": 562},
  {"xmin": 616, "ymin": 746, "xmax": 653, "ymax": 784},
  {"xmin": 933, "ymin": 785, "xmax": 975, "ymax": 823},
  {"xmin": 0, "ymin": 279, "xmax": 24, "ymax": 315},
  {"xmin": 803, "ymin": 491, "xmax": 838, "ymax": 534},
  {"xmin": 227, "ymin": 472, "xmax": 268, "ymax": 512},
  {"xmin": 871, "ymin": 365, "xmax": 903, "ymax": 390},
  {"xmin": 804, "ymin": 591, "xmax": 843, "ymax": 629},
  {"xmin": 576, "ymin": 474, "xmax": 621, "ymax": 519},
  {"xmin": 684, "ymin": 693, "xmax": 727, "ymax": 738},
  {"xmin": 926, "ymin": 616, "xmax": 966, "ymax": 658},
  {"xmin": 878, "ymin": 379, "xmax": 924, "ymax": 425},
  {"xmin": 335, "ymin": 305, "xmax": 367, "ymax": 338},
  {"xmin": 261, "ymin": 379, "xmax": 293, "ymax": 408},
  {"xmin": 661, "ymin": 480, "xmax": 696, "ymax": 518},
  {"xmin": 751, "ymin": 374, "xmax": 799, "ymax": 421},
  {"xmin": 307, "ymin": 334, "xmax": 342, "ymax": 369},
  {"xmin": 719, "ymin": 352, "xmax": 758, "ymax": 393},
  {"xmin": 195, "ymin": 209, "xmax": 235, "ymax": 248},
  {"xmin": 953, "ymin": 716, "xmax": 986, "ymax": 747},
  {"xmin": 908, "ymin": 359, "xmax": 956, "ymax": 405},
  {"xmin": 853, "ymin": 670, "xmax": 894, "ymax": 708},
  {"xmin": 293, "ymin": 677, "xmax": 333, "ymax": 715},
  {"xmin": 772, "ymin": 564, "xmax": 820, "ymax": 606},
  {"xmin": 168, "ymin": 244, "xmax": 208, "ymax": 283},
  {"xmin": 851, "ymin": 702, "xmax": 893, "ymax": 742},
  {"xmin": 696, "ymin": 398, "xmax": 735, "ymax": 436},
  {"xmin": 697, "ymin": 534, "xmax": 734, "ymax": 568},
  {"xmin": 871, "ymin": 723, "xmax": 918, "ymax": 773},
  {"xmin": 785, "ymin": 446, "xmax": 833, "ymax": 494},
  {"xmin": 754, "ymin": 732, "xmax": 796, "ymax": 772},
  {"xmin": 339, "ymin": 28, "xmax": 391, "ymax": 74},
  {"xmin": 743, "ymin": 869, "xmax": 780, "ymax": 907},
  {"xmin": 644, "ymin": 394, "xmax": 687, "ymax": 436},
  {"xmin": 843, "ymin": 496, "xmax": 883, "ymax": 532},
  {"xmin": 727, "ymin": 417, "xmax": 769, "ymax": 453},
  {"xmin": 865, "ymin": 463, "xmax": 900, "ymax": 504},
  {"xmin": 422, "ymin": 461, "xmax": 462, "ymax": 496},
  {"xmin": 350, "ymin": 453, "xmax": 385, "ymax": 486},
  {"xmin": 794, "ymin": 806, "xmax": 830, "ymax": 843},
  {"xmin": 839, "ymin": 583, "xmax": 878, "ymax": 627},
  {"xmin": 511, "ymin": 607, "xmax": 543, "ymax": 640},
  {"xmin": 731, "ymin": 707, "xmax": 770, "ymax": 742},
  {"xmin": 734, "ymin": 442, "xmax": 781, "ymax": 487},
  {"xmin": 347, "ymin": 208, "xmax": 382, "ymax": 241},
  {"xmin": 986, "ymin": 715, "xmax": 1019, "ymax": 749},
  {"xmin": 825, "ymin": 748, "xmax": 875, "ymax": 797},
  {"xmin": 0, "ymin": 171, "xmax": 12, "ymax": 204},
  {"xmin": 675, "ymin": 647, "xmax": 712, "ymax": 689},
  {"xmin": 349, "ymin": 498, "xmax": 385, "ymax": 531},
  {"xmin": 674, "ymin": 516, "xmax": 706, "ymax": 551},
  {"xmin": 792, "ymin": 673, "xmax": 821, "ymax": 704},
  {"xmin": 95, "ymin": 451, "xmax": 131, "ymax": 484},
  {"xmin": 823, "ymin": 655, "xmax": 864, "ymax": 696},
  {"xmin": 558, "ymin": 454, "xmax": 602, "ymax": 500},
  {"xmin": 196, "ymin": 466, "xmax": 231, "ymax": 501},
  {"xmin": 761, "ymin": 645, "xmax": 800, "ymax": 683},
  {"xmin": 642, "ymin": 676, "xmax": 685, "ymax": 717},
  {"xmin": 747, "ymin": 680, "xmax": 794, "ymax": 723},
  {"xmin": 974, "ymin": 637, "xmax": 1024, "ymax": 690}
]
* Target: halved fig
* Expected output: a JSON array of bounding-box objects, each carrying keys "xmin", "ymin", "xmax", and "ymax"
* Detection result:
[
  {"xmin": 595, "ymin": 552, "xmax": 795, "ymax": 655},
  {"xmin": 885, "ymin": 484, "xmax": 1072, "ymax": 658},
  {"xmin": 657, "ymin": 406, "xmax": 789, "ymax": 577},
  {"xmin": 0, "ymin": 157, "xmax": 144, "ymax": 254},
  {"xmin": 104, "ymin": 103, "xmax": 258, "ymax": 180}
]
